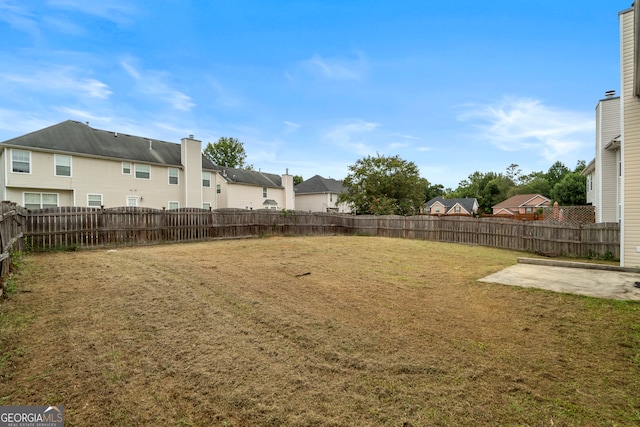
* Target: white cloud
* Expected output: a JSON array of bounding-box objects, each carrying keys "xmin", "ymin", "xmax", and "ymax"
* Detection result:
[
  {"xmin": 0, "ymin": 1, "xmax": 40, "ymax": 38},
  {"xmin": 283, "ymin": 121, "xmax": 301, "ymax": 133},
  {"xmin": 324, "ymin": 119, "xmax": 379, "ymax": 156},
  {"xmin": 1, "ymin": 66, "xmax": 112, "ymax": 99},
  {"xmin": 120, "ymin": 60, "xmax": 195, "ymax": 111},
  {"xmin": 457, "ymin": 97, "xmax": 594, "ymax": 161},
  {"xmin": 302, "ymin": 53, "xmax": 367, "ymax": 81},
  {"xmin": 47, "ymin": 0, "xmax": 137, "ymax": 24}
]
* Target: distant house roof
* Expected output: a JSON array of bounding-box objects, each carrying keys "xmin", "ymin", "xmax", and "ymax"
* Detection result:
[
  {"xmin": 217, "ymin": 166, "xmax": 283, "ymax": 188},
  {"xmin": 425, "ymin": 196, "xmax": 478, "ymax": 214},
  {"xmin": 294, "ymin": 175, "xmax": 345, "ymax": 194},
  {"xmin": 0, "ymin": 120, "xmax": 217, "ymax": 170},
  {"xmin": 492, "ymin": 194, "xmax": 551, "ymax": 210}
]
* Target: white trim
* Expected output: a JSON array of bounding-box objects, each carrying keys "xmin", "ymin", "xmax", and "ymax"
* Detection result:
[
  {"xmin": 54, "ymin": 153, "xmax": 72, "ymax": 177},
  {"xmin": 23, "ymin": 191, "xmax": 59, "ymax": 209},
  {"xmin": 87, "ymin": 193, "xmax": 103, "ymax": 207},
  {"xmin": 620, "ymin": 12, "xmax": 626, "ymax": 267},
  {"xmin": 126, "ymin": 196, "xmax": 139, "ymax": 207},
  {"xmin": 11, "ymin": 148, "xmax": 31, "ymax": 174},
  {"xmin": 168, "ymin": 167, "xmax": 179, "ymax": 185},
  {"xmin": 134, "ymin": 163, "xmax": 150, "ymax": 180}
]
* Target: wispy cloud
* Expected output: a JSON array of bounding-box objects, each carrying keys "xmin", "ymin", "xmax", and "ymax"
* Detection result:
[
  {"xmin": 324, "ymin": 119, "xmax": 379, "ymax": 155},
  {"xmin": 1, "ymin": 66, "xmax": 112, "ymax": 99},
  {"xmin": 283, "ymin": 120, "xmax": 301, "ymax": 133},
  {"xmin": 457, "ymin": 97, "xmax": 594, "ymax": 161},
  {"xmin": 47, "ymin": 0, "xmax": 137, "ymax": 24},
  {"xmin": 301, "ymin": 53, "xmax": 367, "ymax": 81},
  {"xmin": 0, "ymin": 1, "xmax": 40, "ymax": 38},
  {"xmin": 120, "ymin": 60, "xmax": 195, "ymax": 111}
]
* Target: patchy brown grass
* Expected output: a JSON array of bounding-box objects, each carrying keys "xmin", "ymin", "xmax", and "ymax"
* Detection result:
[{"xmin": 1, "ymin": 236, "xmax": 639, "ymax": 426}]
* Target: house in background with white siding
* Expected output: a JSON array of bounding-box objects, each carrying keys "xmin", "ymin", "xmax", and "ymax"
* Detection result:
[
  {"xmin": 582, "ymin": 91, "xmax": 621, "ymax": 224},
  {"xmin": 294, "ymin": 175, "xmax": 351, "ymax": 213},
  {"xmin": 0, "ymin": 120, "xmax": 295, "ymax": 212}
]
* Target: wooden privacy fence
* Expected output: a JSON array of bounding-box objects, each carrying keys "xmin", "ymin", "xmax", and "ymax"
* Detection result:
[
  {"xmin": 24, "ymin": 207, "xmax": 620, "ymax": 258},
  {"xmin": 0, "ymin": 202, "xmax": 27, "ymax": 296}
]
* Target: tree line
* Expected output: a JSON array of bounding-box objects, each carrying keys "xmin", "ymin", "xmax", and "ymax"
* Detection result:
[{"xmin": 204, "ymin": 137, "xmax": 587, "ymax": 216}]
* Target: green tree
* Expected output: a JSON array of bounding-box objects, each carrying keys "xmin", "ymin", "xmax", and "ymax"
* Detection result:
[
  {"xmin": 451, "ymin": 171, "xmax": 514, "ymax": 214},
  {"xmin": 545, "ymin": 161, "xmax": 570, "ymax": 190},
  {"xmin": 421, "ymin": 178, "xmax": 445, "ymax": 203},
  {"xmin": 293, "ymin": 175, "xmax": 304, "ymax": 186},
  {"xmin": 203, "ymin": 137, "xmax": 252, "ymax": 169},
  {"xmin": 338, "ymin": 154, "xmax": 424, "ymax": 215},
  {"xmin": 551, "ymin": 172, "xmax": 587, "ymax": 205}
]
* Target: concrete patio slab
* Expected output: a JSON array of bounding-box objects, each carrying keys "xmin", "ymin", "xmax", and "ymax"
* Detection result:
[{"xmin": 478, "ymin": 258, "xmax": 640, "ymax": 300}]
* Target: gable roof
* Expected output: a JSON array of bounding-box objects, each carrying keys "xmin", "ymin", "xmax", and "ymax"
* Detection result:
[
  {"xmin": 0, "ymin": 120, "xmax": 217, "ymax": 170},
  {"xmin": 426, "ymin": 196, "xmax": 478, "ymax": 214},
  {"xmin": 492, "ymin": 194, "xmax": 551, "ymax": 209},
  {"xmin": 218, "ymin": 166, "xmax": 283, "ymax": 188},
  {"xmin": 294, "ymin": 175, "xmax": 345, "ymax": 194}
]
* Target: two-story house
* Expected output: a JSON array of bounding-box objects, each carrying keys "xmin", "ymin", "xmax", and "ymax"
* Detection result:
[
  {"xmin": 294, "ymin": 175, "xmax": 351, "ymax": 213},
  {"xmin": 582, "ymin": 90, "xmax": 621, "ymax": 223},
  {"xmin": 0, "ymin": 120, "xmax": 294, "ymax": 211},
  {"xmin": 425, "ymin": 196, "xmax": 478, "ymax": 216}
]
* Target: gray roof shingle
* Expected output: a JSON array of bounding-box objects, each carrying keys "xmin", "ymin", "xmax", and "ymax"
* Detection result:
[
  {"xmin": 0, "ymin": 120, "xmax": 217, "ymax": 170},
  {"xmin": 426, "ymin": 196, "xmax": 478, "ymax": 214},
  {"xmin": 294, "ymin": 175, "xmax": 345, "ymax": 194}
]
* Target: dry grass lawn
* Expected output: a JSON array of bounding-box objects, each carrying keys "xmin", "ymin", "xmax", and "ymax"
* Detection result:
[{"xmin": 1, "ymin": 236, "xmax": 639, "ymax": 426}]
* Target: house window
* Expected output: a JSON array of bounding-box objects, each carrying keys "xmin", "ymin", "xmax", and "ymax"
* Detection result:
[
  {"xmin": 87, "ymin": 194, "xmax": 103, "ymax": 207},
  {"xmin": 330, "ymin": 194, "xmax": 333, "ymax": 202},
  {"xmin": 126, "ymin": 196, "xmax": 139, "ymax": 207},
  {"xmin": 435, "ymin": 206, "xmax": 441, "ymax": 213},
  {"xmin": 216, "ymin": 184, "xmax": 221, "ymax": 193},
  {"xmin": 55, "ymin": 154, "xmax": 71, "ymax": 177},
  {"xmin": 168, "ymin": 168, "xmax": 179, "ymax": 185},
  {"xmin": 122, "ymin": 162, "xmax": 131, "ymax": 174},
  {"xmin": 203, "ymin": 202, "xmax": 211, "ymax": 210},
  {"xmin": 526, "ymin": 207, "xmax": 533, "ymax": 213},
  {"xmin": 11, "ymin": 149, "xmax": 30, "ymax": 173},
  {"xmin": 24, "ymin": 192, "xmax": 58, "ymax": 210},
  {"xmin": 135, "ymin": 164, "xmax": 150, "ymax": 179},
  {"xmin": 263, "ymin": 187, "xmax": 267, "ymax": 198},
  {"xmin": 202, "ymin": 172, "xmax": 211, "ymax": 187},
  {"xmin": 168, "ymin": 201, "xmax": 179, "ymax": 209},
  {"xmin": 454, "ymin": 206, "xmax": 461, "ymax": 213}
]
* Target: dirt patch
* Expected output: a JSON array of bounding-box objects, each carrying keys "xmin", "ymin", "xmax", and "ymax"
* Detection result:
[{"xmin": 1, "ymin": 236, "xmax": 639, "ymax": 426}]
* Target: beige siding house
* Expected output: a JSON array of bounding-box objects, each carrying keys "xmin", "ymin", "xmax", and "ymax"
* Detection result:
[
  {"xmin": 583, "ymin": 92, "xmax": 621, "ymax": 223},
  {"xmin": 294, "ymin": 175, "xmax": 351, "ymax": 213},
  {"xmin": 0, "ymin": 120, "xmax": 294, "ymax": 211},
  {"xmin": 620, "ymin": 5, "xmax": 640, "ymax": 268}
]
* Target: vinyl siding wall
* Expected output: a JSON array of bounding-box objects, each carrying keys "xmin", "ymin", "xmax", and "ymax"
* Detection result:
[
  {"xmin": 221, "ymin": 182, "xmax": 286, "ymax": 210},
  {"xmin": 596, "ymin": 97, "xmax": 621, "ymax": 223},
  {"xmin": 1, "ymin": 148, "xmax": 219, "ymax": 209},
  {"xmin": 621, "ymin": 9, "xmax": 640, "ymax": 267}
]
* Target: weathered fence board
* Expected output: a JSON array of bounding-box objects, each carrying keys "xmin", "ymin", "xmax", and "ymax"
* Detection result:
[
  {"xmin": 19, "ymin": 207, "xmax": 620, "ymax": 259},
  {"xmin": 0, "ymin": 202, "xmax": 27, "ymax": 296}
]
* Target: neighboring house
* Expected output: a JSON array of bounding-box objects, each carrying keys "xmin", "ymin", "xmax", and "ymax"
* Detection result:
[
  {"xmin": 492, "ymin": 194, "xmax": 550, "ymax": 216},
  {"xmin": 582, "ymin": 90, "xmax": 621, "ymax": 223},
  {"xmin": 619, "ymin": 4, "xmax": 640, "ymax": 268},
  {"xmin": 294, "ymin": 175, "xmax": 351, "ymax": 213},
  {"xmin": 0, "ymin": 120, "xmax": 294, "ymax": 211},
  {"xmin": 216, "ymin": 166, "xmax": 294, "ymax": 211},
  {"xmin": 425, "ymin": 196, "xmax": 478, "ymax": 216}
]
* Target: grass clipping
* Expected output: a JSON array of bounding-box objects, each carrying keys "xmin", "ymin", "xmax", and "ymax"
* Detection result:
[{"xmin": 1, "ymin": 236, "xmax": 639, "ymax": 426}]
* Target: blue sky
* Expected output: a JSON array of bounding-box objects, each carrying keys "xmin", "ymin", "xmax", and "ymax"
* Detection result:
[{"xmin": 0, "ymin": 1, "xmax": 631, "ymax": 189}]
